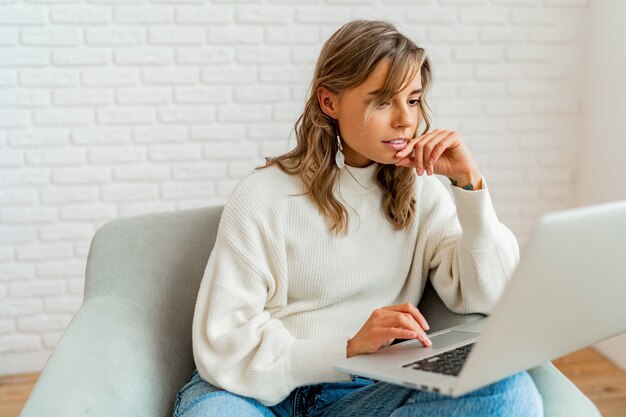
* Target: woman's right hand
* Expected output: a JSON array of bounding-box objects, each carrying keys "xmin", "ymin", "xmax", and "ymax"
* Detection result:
[{"xmin": 346, "ymin": 303, "xmax": 432, "ymax": 358}]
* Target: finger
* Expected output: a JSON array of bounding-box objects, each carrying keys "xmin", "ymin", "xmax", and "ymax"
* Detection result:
[
  {"xmin": 378, "ymin": 310, "xmax": 416, "ymax": 331},
  {"xmin": 383, "ymin": 327, "xmax": 419, "ymax": 341},
  {"xmin": 394, "ymin": 138, "xmax": 418, "ymax": 167},
  {"xmin": 407, "ymin": 305, "xmax": 430, "ymax": 331},
  {"xmin": 429, "ymin": 135, "xmax": 455, "ymax": 168},
  {"xmin": 394, "ymin": 313, "xmax": 432, "ymax": 347},
  {"xmin": 421, "ymin": 131, "xmax": 450, "ymax": 175},
  {"xmin": 396, "ymin": 130, "xmax": 436, "ymax": 173},
  {"xmin": 412, "ymin": 137, "xmax": 425, "ymax": 175},
  {"xmin": 383, "ymin": 303, "xmax": 430, "ymax": 331},
  {"xmin": 413, "ymin": 129, "xmax": 447, "ymax": 175},
  {"xmin": 394, "ymin": 155, "xmax": 416, "ymax": 167}
]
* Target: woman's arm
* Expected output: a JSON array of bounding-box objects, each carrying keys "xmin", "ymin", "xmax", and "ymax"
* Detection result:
[{"xmin": 424, "ymin": 176, "xmax": 520, "ymax": 315}]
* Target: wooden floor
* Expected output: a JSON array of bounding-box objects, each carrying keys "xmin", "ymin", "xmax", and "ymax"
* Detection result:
[
  {"xmin": 551, "ymin": 347, "xmax": 626, "ymax": 416},
  {"xmin": 2, "ymin": 347, "xmax": 625, "ymax": 416}
]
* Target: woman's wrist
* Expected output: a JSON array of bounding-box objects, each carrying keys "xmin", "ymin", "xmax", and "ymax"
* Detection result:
[{"xmin": 448, "ymin": 168, "xmax": 482, "ymax": 191}]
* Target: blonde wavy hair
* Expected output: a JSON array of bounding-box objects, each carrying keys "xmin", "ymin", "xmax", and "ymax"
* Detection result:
[{"xmin": 257, "ymin": 19, "xmax": 433, "ymax": 235}]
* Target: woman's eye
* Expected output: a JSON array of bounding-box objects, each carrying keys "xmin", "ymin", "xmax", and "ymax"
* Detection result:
[{"xmin": 378, "ymin": 99, "xmax": 421, "ymax": 108}]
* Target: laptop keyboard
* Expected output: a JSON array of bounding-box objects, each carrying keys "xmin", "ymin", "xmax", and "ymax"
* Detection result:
[{"xmin": 401, "ymin": 343, "xmax": 475, "ymax": 377}]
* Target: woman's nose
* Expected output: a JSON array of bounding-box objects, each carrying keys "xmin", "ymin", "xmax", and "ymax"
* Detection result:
[{"xmin": 393, "ymin": 105, "xmax": 414, "ymax": 128}]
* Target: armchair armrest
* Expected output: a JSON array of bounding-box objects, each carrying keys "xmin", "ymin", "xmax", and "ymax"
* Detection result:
[
  {"xmin": 20, "ymin": 206, "xmax": 223, "ymax": 417},
  {"xmin": 20, "ymin": 296, "xmax": 184, "ymax": 417}
]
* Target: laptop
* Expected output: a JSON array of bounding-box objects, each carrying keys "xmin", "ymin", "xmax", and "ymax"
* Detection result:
[{"xmin": 333, "ymin": 199, "xmax": 626, "ymax": 397}]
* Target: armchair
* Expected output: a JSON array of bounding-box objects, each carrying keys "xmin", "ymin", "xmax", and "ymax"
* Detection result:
[{"xmin": 19, "ymin": 206, "xmax": 600, "ymax": 417}]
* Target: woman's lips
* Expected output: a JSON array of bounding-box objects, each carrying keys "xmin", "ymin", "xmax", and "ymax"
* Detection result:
[{"xmin": 382, "ymin": 139, "xmax": 408, "ymax": 151}]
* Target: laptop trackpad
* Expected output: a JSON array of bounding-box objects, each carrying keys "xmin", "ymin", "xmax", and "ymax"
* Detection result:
[{"xmin": 430, "ymin": 330, "xmax": 480, "ymax": 349}]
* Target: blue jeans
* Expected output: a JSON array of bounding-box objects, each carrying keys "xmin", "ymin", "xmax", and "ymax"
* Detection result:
[{"xmin": 171, "ymin": 369, "xmax": 543, "ymax": 417}]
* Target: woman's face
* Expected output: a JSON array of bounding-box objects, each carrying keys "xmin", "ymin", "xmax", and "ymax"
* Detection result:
[{"xmin": 320, "ymin": 58, "xmax": 423, "ymax": 168}]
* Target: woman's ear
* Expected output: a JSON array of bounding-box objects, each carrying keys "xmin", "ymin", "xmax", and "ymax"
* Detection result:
[{"xmin": 317, "ymin": 86, "xmax": 339, "ymax": 119}]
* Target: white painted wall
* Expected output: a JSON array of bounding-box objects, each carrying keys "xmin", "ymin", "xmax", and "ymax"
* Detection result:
[
  {"xmin": 1, "ymin": 0, "xmax": 590, "ymax": 375},
  {"xmin": 576, "ymin": 0, "xmax": 626, "ymax": 371}
]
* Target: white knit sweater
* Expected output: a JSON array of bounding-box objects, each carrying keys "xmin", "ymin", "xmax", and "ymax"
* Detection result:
[{"xmin": 192, "ymin": 162, "xmax": 519, "ymax": 406}]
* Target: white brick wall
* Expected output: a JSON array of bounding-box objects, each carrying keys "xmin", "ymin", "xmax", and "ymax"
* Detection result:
[{"xmin": 0, "ymin": 0, "xmax": 589, "ymax": 375}]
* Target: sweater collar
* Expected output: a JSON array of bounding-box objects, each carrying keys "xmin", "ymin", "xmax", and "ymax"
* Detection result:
[{"xmin": 337, "ymin": 162, "xmax": 379, "ymax": 196}]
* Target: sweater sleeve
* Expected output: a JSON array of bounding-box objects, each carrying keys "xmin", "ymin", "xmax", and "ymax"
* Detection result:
[
  {"xmin": 191, "ymin": 175, "xmax": 352, "ymax": 407},
  {"xmin": 424, "ymin": 176, "xmax": 520, "ymax": 315}
]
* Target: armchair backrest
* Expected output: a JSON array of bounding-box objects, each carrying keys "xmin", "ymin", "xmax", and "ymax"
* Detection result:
[{"xmin": 85, "ymin": 204, "xmax": 224, "ymax": 330}]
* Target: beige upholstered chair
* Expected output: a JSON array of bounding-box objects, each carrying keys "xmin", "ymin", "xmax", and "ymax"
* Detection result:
[{"xmin": 20, "ymin": 206, "xmax": 600, "ymax": 417}]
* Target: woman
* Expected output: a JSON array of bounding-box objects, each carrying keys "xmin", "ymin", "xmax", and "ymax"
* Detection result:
[{"xmin": 171, "ymin": 19, "xmax": 543, "ymax": 417}]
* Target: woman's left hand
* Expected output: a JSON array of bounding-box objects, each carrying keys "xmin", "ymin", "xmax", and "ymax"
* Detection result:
[{"xmin": 394, "ymin": 129, "xmax": 483, "ymax": 190}]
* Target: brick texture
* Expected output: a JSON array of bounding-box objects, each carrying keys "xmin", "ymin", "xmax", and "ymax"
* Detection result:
[{"xmin": 0, "ymin": 0, "xmax": 588, "ymax": 374}]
